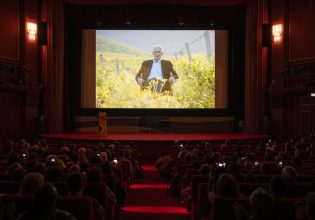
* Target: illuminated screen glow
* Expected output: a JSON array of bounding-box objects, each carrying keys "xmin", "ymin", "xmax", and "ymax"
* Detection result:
[{"xmin": 81, "ymin": 30, "xmax": 229, "ymax": 109}]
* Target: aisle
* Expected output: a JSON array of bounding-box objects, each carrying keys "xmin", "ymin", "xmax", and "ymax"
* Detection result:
[{"xmin": 121, "ymin": 163, "xmax": 190, "ymax": 220}]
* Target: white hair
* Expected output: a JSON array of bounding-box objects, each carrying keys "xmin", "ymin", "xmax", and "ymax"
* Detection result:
[{"xmin": 152, "ymin": 44, "xmax": 164, "ymax": 53}]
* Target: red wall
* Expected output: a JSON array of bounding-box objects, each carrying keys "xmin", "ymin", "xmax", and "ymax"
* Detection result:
[
  {"xmin": 269, "ymin": 0, "xmax": 315, "ymax": 139},
  {"xmin": 0, "ymin": 0, "xmax": 41, "ymax": 140}
]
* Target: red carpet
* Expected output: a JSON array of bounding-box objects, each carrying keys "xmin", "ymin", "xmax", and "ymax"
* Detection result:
[{"xmin": 121, "ymin": 164, "xmax": 190, "ymax": 220}]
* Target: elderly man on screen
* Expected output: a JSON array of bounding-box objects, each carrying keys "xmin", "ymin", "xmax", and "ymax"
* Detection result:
[{"xmin": 135, "ymin": 45, "xmax": 178, "ymax": 93}]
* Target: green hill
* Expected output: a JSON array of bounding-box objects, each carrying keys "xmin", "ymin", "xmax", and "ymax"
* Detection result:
[{"xmin": 96, "ymin": 35, "xmax": 147, "ymax": 56}]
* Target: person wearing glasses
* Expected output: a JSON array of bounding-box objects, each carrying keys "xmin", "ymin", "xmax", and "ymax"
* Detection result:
[{"xmin": 135, "ymin": 45, "xmax": 178, "ymax": 93}]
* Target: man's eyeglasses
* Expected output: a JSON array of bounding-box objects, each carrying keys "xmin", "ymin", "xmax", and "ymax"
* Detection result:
[{"xmin": 153, "ymin": 51, "xmax": 162, "ymax": 53}]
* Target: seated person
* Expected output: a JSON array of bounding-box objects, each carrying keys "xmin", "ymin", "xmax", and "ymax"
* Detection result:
[
  {"xmin": 67, "ymin": 172, "xmax": 105, "ymax": 220},
  {"xmin": 17, "ymin": 184, "xmax": 75, "ymax": 220},
  {"xmin": 135, "ymin": 45, "xmax": 178, "ymax": 93},
  {"xmin": 155, "ymin": 151, "xmax": 172, "ymax": 177}
]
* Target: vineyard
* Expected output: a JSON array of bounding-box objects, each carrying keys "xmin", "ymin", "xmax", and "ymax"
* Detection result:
[{"xmin": 96, "ymin": 51, "xmax": 215, "ymax": 108}]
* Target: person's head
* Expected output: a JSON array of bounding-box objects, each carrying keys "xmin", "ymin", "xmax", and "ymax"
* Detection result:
[
  {"xmin": 281, "ymin": 165, "xmax": 297, "ymax": 183},
  {"xmin": 244, "ymin": 172, "xmax": 257, "ymax": 183},
  {"xmin": 90, "ymin": 153, "xmax": 101, "ymax": 164},
  {"xmin": 67, "ymin": 172, "xmax": 84, "ymax": 195},
  {"xmin": 39, "ymin": 138, "xmax": 47, "ymax": 148},
  {"xmin": 13, "ymin": 167, "xmax": 26, "ymax": 181},
  {"xmin": 229, "ymin": 162, "xmax": 240, "ymax": 174},
  {"xmin": 216, "ymin": 174, "xmax": 240, "ymax": 197},
  {"xmin": 44, "ymin": 165, "xmax": 63, "ymax": 182},
  {"xmin": 20, "ymin": 172, "xmax": 45, "ymax": 195},
  {"xmin": 7, "ymin": 152, "xmax": 20, "ymax": 165},
  {"xmin": 305, "ymin": 192, "xmax": 315, "ymax": 219},
  {"xmin": 152, "ymin": 45, "xmax": 164, "ymax": 60},
  {"xmin": 3, "ymin": 140, "xmax": 14, "ymax": 153},
  {"xmin": 32, "ymin": 162, "xmax": 46, "ymax": 174},
  {"xmin": 292, "ymin": 156, "xmax": 303, "ymax": 168},
  {"xmin": 199, "ymin": 163, "xmax": 210, "ymax": 176},
  {"xmin": 28, "ymin": 151, "xmax": 38, "ymax": 164},
  {"xmin": 86, "ymin": 167, "xmax": 102, "ymax": 183},
  {"xmin": 99, "ymin": 152, "xmax": 108, "ymax": 162},
  {"xmin": 249, "ymin": 188, "xmax": 273, "ymax": 220},
  {"xmin": 270, "ymin": 175, "xmax": 286, "ymax": 198},
  {"xmin": 261, "ymin": 162, "xmax": 273, "ymax": 175},
  {"xmin": 69, "ymin": 163, "xmax": 81, "ymax": 173},
  {"xmin": 6, "ymin": 162, "xmax": 22, "ymax": 175},
  {"xmin": 33, "ymin": 184, "xmax": 58, "ymax": 215},
  {"xmin": 46, "ymin": 155, "xmax": 58, "ymax": 167}
]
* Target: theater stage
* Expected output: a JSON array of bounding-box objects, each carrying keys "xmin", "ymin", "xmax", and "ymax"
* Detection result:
[
  {"xmin": 41, "ymin": 133, "xmax": 268, "ymax": 159},
  {"xmin": 41, "ymin": 133, "xmax": 268, "ymax": 142}
]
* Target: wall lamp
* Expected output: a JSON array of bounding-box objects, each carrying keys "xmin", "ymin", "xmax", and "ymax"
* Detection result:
[
  {"xmin": 26, "ymin": 21, "xmax": 37, "ymax": 41},
  {"xmin": 272, "ymin": 23, "xmax": 283, "ymax": 43}
]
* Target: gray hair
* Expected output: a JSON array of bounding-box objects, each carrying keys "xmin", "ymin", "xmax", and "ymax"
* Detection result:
[{"xmin": 152, "ymin": 44, "xmax": 164, "ymax": 53}]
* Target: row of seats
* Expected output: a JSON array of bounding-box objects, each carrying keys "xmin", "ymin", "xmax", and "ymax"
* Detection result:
[{"xmin": 1, "ymin": 194, "xmax": 94, "ymax": 220}]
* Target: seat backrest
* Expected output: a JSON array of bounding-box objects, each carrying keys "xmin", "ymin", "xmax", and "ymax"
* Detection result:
[
  {"xmin": 296, "ymin": 175, "xmax": 313, "ymax": 182},
  {"xmin": 191, "ymin": 175, "xmax": 209, "ymax": 203},
  {"xmin": 210, "ymin": 195, "xmax": 249, "ymax": 220},
  {"xmin": 84, "ymin": 182, "xmax": 107, "ymax": 209},
  {"xmin": 50, "ymin": 181, "xmax": 69, "ymax": 195},
  {"xmin": 286, "ymin": 183, "xmax": 313, "ymax": 198},
  {"xmin": 238, "ymin": 183, "xmax": 270, "ymax": 197},
  {"xmin": 0, "ymin": 173, "xmax": 13, "ymax": 181},
  {"xmin": 113, "ymin": 167, "xmax": 123, "ymax": 185},
  {"xmin": 58, "ymin": 196, "xmax": 94, "ymax": 220},
  {"xmin": 183, "ymin": 168, "xmax": 199, "ymax": 186},
  {"xmin": 272, "ymin": 198, "xmax": 297, "ymax": 220},
  {"xmin": 0, "ymin": 181, "xmax": 21, "ymax": 194},
  {"xmin": 255, "ymin": 174, "xmax": 274, "ymax": 183},
  {"xmin": 103, "ymin": 174, "xmax": 116, "ymax": 193},
  {"xmin": 1, "ymin": 194, "xmax": 33, "ymax": 217},
  {"xmin": 197, "ymin": 183, "xmax": 211, "ymax": 218}
]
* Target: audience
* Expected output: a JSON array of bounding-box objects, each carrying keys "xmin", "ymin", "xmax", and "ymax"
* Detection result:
[
  {"xmin": 234, "ymin": 188, "xmax": 273, "ymax": 220},
  {"xmin": 216, "ymin": 173, "xmax": 242, "ymax": 197},
  {"xmin": 17, "ymin": 184, "xmax": 76, "ymax": 220},
  {"xmin": 281, "ymin": 165, "xmax": 297, "ymax": 183},
  {"xmin": 67, "ymin": 172, "xmax": 105, "ymax": 220},
  {"xmin": 269, "ymin": 175, "xmax": 287, "ymax": 199},
  {"xmin": 305, "ymin": 192, "xmax": 315, "ymax": 220},
  {"xmin": 155, "ymin": 151, "xmax": 172, "ymax": 177},
  {"xmin": 19, "ymin": 172, "xmax": 45, "ymax": 195},
  {"xmin": 86, "ymin": 167, "xmax": 117, "ymax": 205},
  {"xmin": 1, "ymin": 136, "xmax": 315, "ymax": 220}
]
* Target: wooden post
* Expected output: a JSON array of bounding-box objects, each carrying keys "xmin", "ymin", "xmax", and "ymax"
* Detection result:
[
  {"xmin": 205, "ymin": 31, "xmax": 212, "ymax": 63},
  {"xmin": 185, "ymin": 42, "xmax": 192, "ymax": 65},
  {"xmin": 115, "ymin": 57, "xmax": 119, "ymax": 75}
]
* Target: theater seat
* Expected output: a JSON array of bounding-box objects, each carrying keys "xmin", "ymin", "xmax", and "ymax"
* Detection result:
[
  {"xmin": 58, "ymin": 196, "xmax": 94, "ymax": 220},
  {"xmin": 0, "ymin": 181, "xmax": 21, "ymax": 194},
  {"xmin": 272, "ymin": 198, "xmax": 297, "ymax": 220},
  {"xmin": 190, "ymin": 175, "xmax": 209, "ymax": 220},
  {"xmin": 84, "ymin": 182, "xmax": 117, "ymax": 220},
  {"xmin": 0, "ymin": 194, "xmax": 33, "ymax": 218},
  {"xmin": 238, "ymin": 183, "xmax": 269, "ymax": 197},
  {"xmin": 1, "ymin": 194, "xmax": 94, "ymax": 220},
  {"xmin": 197, "ymin": 183, "xmax": 211, "ymax": 220},
  {"xmin": 103, "ymin": 174, "xmax": 116, "ymax": 193},
  {"xmin": 286, "ymin": 183, "xmax": 314, "ymax": 198},
  {"xmin": 210, "ymin": 195, "xmax": 249, "ymax": 220}
]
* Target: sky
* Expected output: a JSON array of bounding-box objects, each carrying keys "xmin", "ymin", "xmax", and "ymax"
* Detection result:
[{"xmin": 96, "ymin": 30, "xmax": 215, "ymax": 56}]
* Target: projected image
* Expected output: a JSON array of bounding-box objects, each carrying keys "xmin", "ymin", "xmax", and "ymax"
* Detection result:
[{"xmin": 96, "ymin": 30, "xmax": 215, "ymax": 108}]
